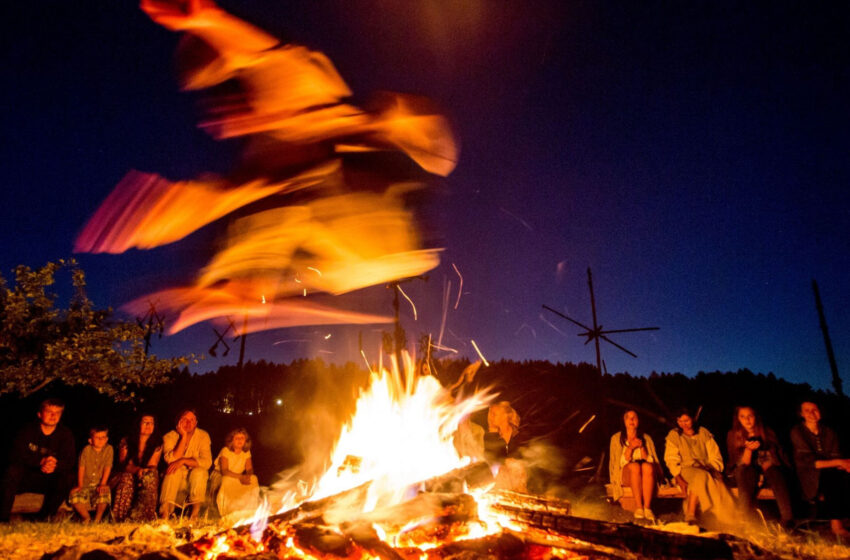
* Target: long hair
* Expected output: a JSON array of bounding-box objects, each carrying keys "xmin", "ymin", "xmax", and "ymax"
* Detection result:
[
  {"xmin": 731, "ymin": 406, "xmax": 766, "ymax": 439},
  {"xmin": 125, "ymin": 413, "xmax": 160, "ymax": 468},
  {"xmin": 488, "ymin": 401, "xmax": 520, "ymax": 434},
  {"xmin": 225, "ymin": 428, "xmax": 252, "ymax": 452},
  {"xmin": 619, "ymin": 410, "xmax": 645, "ymax": 446}
]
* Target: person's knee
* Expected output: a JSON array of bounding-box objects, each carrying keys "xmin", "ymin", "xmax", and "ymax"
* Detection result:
[{"xmin": 640, "ymin": 463, "xmax": 655, "ymax": 478}]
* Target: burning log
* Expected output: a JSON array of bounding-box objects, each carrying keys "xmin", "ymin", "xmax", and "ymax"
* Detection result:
[{"xmin": 489, "ymin": 494, "xmax": 779, "ymax": 560}]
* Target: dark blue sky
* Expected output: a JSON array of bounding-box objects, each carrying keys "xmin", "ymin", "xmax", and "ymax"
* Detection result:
[{"xmin": 1, "ymin": 1, "xmax": 848, "ymax": 390}]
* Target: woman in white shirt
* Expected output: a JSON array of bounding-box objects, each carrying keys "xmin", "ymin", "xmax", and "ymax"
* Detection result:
[
  {"xmin": 609, "ymin": 410, "xmax": 661, "ymax": 522},
  {"xmin": 214, "ymin": 428, "xmax": 260, "ymax": 517}
]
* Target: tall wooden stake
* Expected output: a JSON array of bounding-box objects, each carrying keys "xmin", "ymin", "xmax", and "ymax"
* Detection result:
[
  {"xmin": 237, "ymin": 315, "xmax": 248, "ymax": 371},
  {"xmin": 587, "ymin": 268, "xmax": 602, "ymax": 375},
  {"xmin": 812, "ymin": 279, "xmax": 844, "ymax": 397}
]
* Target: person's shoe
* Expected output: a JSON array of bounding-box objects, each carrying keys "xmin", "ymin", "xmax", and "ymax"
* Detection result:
[
  {"xmin": 643, "ymin": 508, "xmax": 655, "ymax": 522},
  {"xmin": 633, "ymin": 508, "xmax": 645, "ymax": 521}
]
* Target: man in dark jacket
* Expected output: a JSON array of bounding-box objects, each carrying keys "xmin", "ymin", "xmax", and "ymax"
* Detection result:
[{"xmin": 0, "ymin": 399, "xmax": 76, "ymax": 521}]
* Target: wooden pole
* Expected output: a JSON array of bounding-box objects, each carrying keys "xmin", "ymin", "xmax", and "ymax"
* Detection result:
[{"xmin": 812, "ymin": 279, "xmax": 843, "ymax": 397}]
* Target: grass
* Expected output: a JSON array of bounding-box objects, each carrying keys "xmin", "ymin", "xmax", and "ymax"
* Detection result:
[{"xmin": 0, "ymin": 518, "xmax": 222, "ymax": 560}]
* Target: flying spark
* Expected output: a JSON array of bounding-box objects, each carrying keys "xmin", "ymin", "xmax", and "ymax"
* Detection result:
[
  {"xmin": 307, "ymin": 267, "xmax": 322, "ymax": 276},
  {"xmin": 470, "ymin": 339, "xmax": 489, "ymax": 367},
  {"xmin": 578, "ymin": 414, "xmax": 596, "ymax": 433},
  {"xmin": 451, "ymin": 263, "xmax": 463, "ymax": 310},
  {"xmin": 397, "ymin": 285, "xmax": 417, "ymax": 320}
]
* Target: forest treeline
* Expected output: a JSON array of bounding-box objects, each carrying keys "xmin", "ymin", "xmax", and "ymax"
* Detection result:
[{"xmin": 0, "ymin": 358, "xmax": 845, "ymax": 488}]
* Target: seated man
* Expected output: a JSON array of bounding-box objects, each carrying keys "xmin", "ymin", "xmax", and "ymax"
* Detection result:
[
  {"xmin": 0, "ymin": 399, "xmax": 76, "ymax": 522},
  {"xmin": 159, "ymin": 409, "xmax": 212, "ymax": 521}
]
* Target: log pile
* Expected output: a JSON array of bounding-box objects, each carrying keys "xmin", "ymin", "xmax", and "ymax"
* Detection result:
[{"xmin": 42, "ymin": 467, "xmax": 780, "ymax": 560}]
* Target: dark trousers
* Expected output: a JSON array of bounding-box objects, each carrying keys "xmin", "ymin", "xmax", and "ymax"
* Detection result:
[
  {"xmin": 0, "ymin": 463, "xmax": 73, "ymax": 521},
  {"xmin": 734, "ymin": 464, "xmax": 793, "ymax": 522},
  {"xmin": 817, "ymin": 468, "xmax": 850, "ymax": 520}
]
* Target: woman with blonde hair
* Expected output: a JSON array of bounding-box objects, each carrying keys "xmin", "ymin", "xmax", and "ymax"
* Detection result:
[
  {"xmin": 484, "ymin": 401, "xmax": 527, "ymax": 492},
  {"xmin": 213, "ymin": 428, "xmax": 260, "ymax": 517}
]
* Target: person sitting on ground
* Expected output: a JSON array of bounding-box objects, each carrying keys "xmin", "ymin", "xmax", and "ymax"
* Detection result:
[
  {"xmin": 214, "ymin": 428, "xmax": 260, "ymax": 517},
  {"xmin": 484, "ymin": 400, "xmax": 527, "ymax": 492},
  {"xmin": 789, "ymin": 399, "xmax": 850, "ymax": 537},
  {"xmin": 110, "ymin": 414, "xmax": 162, "ymax": 521},
  {"xmin": 726, "ymin": 406, "xmax": 793, "ymax": 527},
  {"xmin": 0, "ymin": 398, "xmax": 76, "ymax": 522},
  {"xmin": 160, "ymin": 409, "xmax": 212, "ymax": 521},
  {"xmin": 664, "ymin": 408, "xmax": 737, "ymax": 527},
  {"xmin": 609, "ymin": 410, "xmax": 661, "ymax": 522},
  {"xmin": 69, "ymin": 426, "xmax": 113, "ymax": 523}
]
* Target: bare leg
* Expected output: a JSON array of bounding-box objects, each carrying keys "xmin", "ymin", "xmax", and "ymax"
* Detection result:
[
  {"xmin": 831, "ymin": 519, "xmax": 850, "ymax": 537},
  {"xmin": 93, "ymin": 503, "xmax": 107, "ymax": 523},
  {"xmin": 189, "ymin": 502, "xmax": 202, "ymax": 521},
  {"xmin": 72, "ymin": 503, "xmax": 91, "ymax": 523},
  {"xmin": 640, "ymin": 462, "xmax": 656, "ymax": 512},
  {"xmin": 160, "ymin": 503, "xmax": 174, "ymax": 520},
  {"xmin": 624, "ymin": 463, "xmax": 643, "ymax": 510}
]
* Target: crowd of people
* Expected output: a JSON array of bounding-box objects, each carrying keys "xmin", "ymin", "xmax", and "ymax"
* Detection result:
[
  {"xmin": 608, "ymin": 401, "xmax": 850, "ymax": 535},
  {"xmin": 0, "ymin": 400, "xmax": 260, "ymax": 523}
]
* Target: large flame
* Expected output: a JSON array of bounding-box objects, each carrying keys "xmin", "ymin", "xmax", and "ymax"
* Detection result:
[{"xmin": 311, "ymin": 355, "xmax": 493, "ymax": 514}]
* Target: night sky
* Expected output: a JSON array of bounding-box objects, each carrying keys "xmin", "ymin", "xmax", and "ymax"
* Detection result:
[{"xmin": 2, "ymin": 1, "xmax": 848, "ymax": 390}]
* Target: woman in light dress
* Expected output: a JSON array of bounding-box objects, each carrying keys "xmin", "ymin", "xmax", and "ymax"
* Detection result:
[
  {"xmin": 214, "ymin": 428, "xmax": 260, "ymax": 517},
  {"xmin": 664, "ymin": 409, "xmax": 737, "ymax": 526},
  {"xmin": 609, "ymin": 410, "xmax": 661, "ymax": 522}
]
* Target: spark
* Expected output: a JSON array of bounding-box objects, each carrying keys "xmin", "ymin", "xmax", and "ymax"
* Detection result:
[
  {"xmin": 360, "ymin": 349, "xmax": 373, "ymax": 373},
  {"xmin": 303, "ymin": 288, "xmax": 307, "ymax": 297},
  {"xmin": 397, "ymin": 284, "xmax": 417, "ymax": 320},
  {"xmin": 261, "ymin": 294, "xmax": 266, "ymax": 304},
  {"xmin": 470, "ymin": 339, "xmax": 489, "ymax": 367},
  {"xmin": 430, "ymin": 342, "xmax": 458, "ymax": 354},
  {"xmin": 578, "ymin": 414, "xmax": 596, "ymax": 433},
  {"xmin": 539, "ymin": 313, "xmax": 569, "ymax": 337},
  {"xmin": 307, "ymin": 266, "xmax": 322, "ymax": 276},
  {"xmin": 324, "ymin": 333, "xmax": 332, "ymax": 340},
  {"xmin": 514, "ymin": 323, "xmax": 537, "ymax": 338},
  {"xmin": 499, "ymin": 206, "xmax": 534, "ymax": 232},
  {"xmin": 451, "ymin": 263, "xmax": 463, "ymax": 310},
  {"xmin": 437, "ymin": 278, "xmax": 450, "ymax": 349},
  {"xmin": 272, "ymin": 339, "xmax": 309, "ymax": 345}
]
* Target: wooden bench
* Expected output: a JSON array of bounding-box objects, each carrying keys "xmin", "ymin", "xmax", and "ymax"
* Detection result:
[
  {"xmin": 11, "ymin": 492, "xmax": 44, "ymax": 514},
  {"xmin": 605, "ymin": 484, "xmax": 775, "ymax": 512}
]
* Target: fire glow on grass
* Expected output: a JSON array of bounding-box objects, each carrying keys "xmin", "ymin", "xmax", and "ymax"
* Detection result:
[{"xmin": 310, "ymin": 353, "xmax": 494, "ymax": 514}]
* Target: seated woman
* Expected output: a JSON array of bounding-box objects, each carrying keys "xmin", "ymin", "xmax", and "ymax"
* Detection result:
[
  {"xmin": 484, "ymin": 401, "xmax": 527, "ymax": 492},
  {"xmin": 609, "ymin": 410, "xmax": 661, "ymax": 522},
  {"xmin": 664, "ymin": 408, "xmax": 736, "ymax": 526},
  {"xmin": 789, "ymin": 400, "xmax": 850, "ymax": 537},
  {"xmin": 110, "ymin": 414, "xmax": 161, "ymax": 522},
  {"xmin": 214, "ymin": 428, "xmax": 260, "ymax": 518},
  {"xmin": 726, "ymin": 406, "xmax": 793, "ymax": 526}
]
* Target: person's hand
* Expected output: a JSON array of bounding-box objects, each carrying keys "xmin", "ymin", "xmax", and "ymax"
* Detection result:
[
  {"xmin": 96, "ymin": 484, "xmax": 109, "ymax": 493},
  {"xmin": 140, "ymin": 0, "xmax": 220, "ymax": 32},
  {"xmin": 837, "ymin": 458, "xmax": 850, "ymax": 473},
  {"xmin": 675, "ymin": 474, "xmax": 688, "ymax": 495},
  {"xmin": 166, "ymin": 459, "xmax": 184, "ymax": 474},
  {"xmin": 71, "ymin": 486, "xmax": 82, "ymax": 494},
  {"xmin": 40, "ymin": 456, "xmax": 57, "ymax": 474},
  {"xmin": 744, "ymin": 440, "xmax": 761, "ymax": 451},
  {"xmin": 628, "ymin": 437, "xmax": 643, "ymax": 450},
  {"xmin": 239, "ymin": 474, "xmax": 252, "ymax": 485}
]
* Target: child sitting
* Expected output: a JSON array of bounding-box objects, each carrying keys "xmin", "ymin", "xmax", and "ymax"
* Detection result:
[
  {"xmin": 214, "ymin": 428, "xmax": 259, "ymax": 517},
  {"xmin": 69, "ymin": 426, "xmax": 113, "ymax": 523}
]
